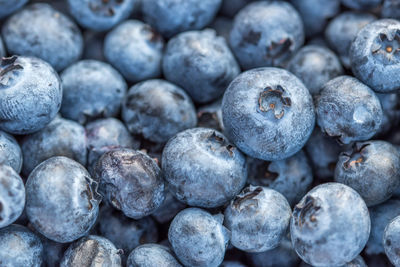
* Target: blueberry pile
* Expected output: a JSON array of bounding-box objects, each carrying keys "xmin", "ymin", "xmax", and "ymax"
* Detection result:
[{"xmin": 2, "ymin": 0, "xmax": 400, "ymax": 266}]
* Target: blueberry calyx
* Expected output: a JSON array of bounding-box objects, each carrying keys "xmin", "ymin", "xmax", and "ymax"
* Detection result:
[
  {"xmin": 0, "ymin": 56, "xmax": 23, "ymax": 89},
  {"xmin": 232, "ymin": 186, "xmax": 262, "ymax": 211},
  {"xmin": 293, "ymin": 196, "xmax": 321, "ymax": 228},
  {"xmin": 267, "ymin": 38, "xmax": 293, "ymax": 63},
  {"xmin": 89, "ymin": 0, "xmax": 125, "ymax": 17},
  {"xmin": 371, "ymin": 30, "xmax": 400, "ymax": 64},
  {"xmin": 342, "ymin": 143, "xmax": 370, "ymax": 169},
  {"xmin": 258, "ymin": 85, "xmax": 291, "ymax": 119},
  {"xmin": 207, "ymin": 131, "xmax": 235, "ymax": 156}
]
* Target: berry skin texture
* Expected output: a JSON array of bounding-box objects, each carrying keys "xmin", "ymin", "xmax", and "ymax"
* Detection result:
[
  {"xmin": 162, "ymin": 128, "xmax": 247, "ymax": 208},
  {"xmin": 2, "ymin": 3, "xmax": 83, "ymax": 71},
  {"xmin": 0, "ymin": 0, "xmax": 28, "ymax": 19},
  {"xmin": 247, "ymin": 151, "xmax": 313, "ymax": 206},
  {"xmin": 325, "ymin": 12, "xmax": 376, "ymax": 68},
  {"xmin": 127, "ymin": 244, "xmax": 182, "ymax": 267},
  {"xmin": 0, "ymin": 224, "xmax": 44, "ymax": 267},
  {"xmin": 0, "ymin": 56, "xmax": 62, "ymax": 135},
  {"xmin": 60, "ymin": 60, "xmax": 127, "ymax": 124},
  {"xmin": 21, "ymin": 116, "xmax": 88, "ymax": 176},
  {"xmin": 141, "ymin": 0, "xmax": 222, "ymax": 38},
  {"xmin": 365, "ymin": 199, "xmax": 400, "ymax": 255},
  {"xmin": 122, "ymin": 79, "xmax": 197, "ymax": 143},
  {"xmin": 224, "ymin": 186, "xmax": 292, "ymax": 252},
  {"xmin": 168, "ymin": 208, "xmax": 230, "ymax": 267},
  {"xmin": 60, "ymin": 235, "xmax": 122, "ymax": 267},
  {"xmin": 316, "ymin": 76, "xmax": 383, "ymax": 144},
  {"xmin": 104, "ymin": 20, "xmax": 164, "ymax": 83},
  {"xmin": 291, "ymin": 183, "xmax": 371, "ymax": 267},
  {"xmin": 163, "ymin": 29, "xmax": 240, "ymax": 104},
  {"xmin": 222, "ymin": 67, "xmax": 315, "ymax": 161},
  {"xmin": 383, "ymin": 215, "xmax": 400, "ymax": 266},
  {"xmin": 26, "ymin": 156, "xmax": 101, "ymax": 243},
  {"xmin": 0, "ymin": 164, "xmax": 25, "ymax": 228},
  {"xmin": 94, "ymin": 148, "xmax": 165, "ymax": 219},
  {"xmin": 67, "ymin": 0, "xmax": 136, "ymax": 31},
  {"xmin": 0, "ymin": 130, "xmax": 22, "ymax": 173},
  {"xmin": 287, "ymin": 45, "xmax": 343, "ymax": 95},
  {"xmin": 350, "ymin": 19, "xmax": 400, "ymax": 93},
  {"xmin": 229, "ymin": 1, "xmax": 304, "ymax": 69},
  {"xmin": 334, "ymin": 141, "xmax": 400, "ymax": 207}
]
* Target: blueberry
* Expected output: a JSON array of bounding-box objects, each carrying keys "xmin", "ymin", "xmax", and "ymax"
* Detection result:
[
  {"xmin": 224, "ymin": 185, "xmax": 291, "ymax": 252},
  {"xmin": 341, "ymin": 0, "xmax": 382, "ymax": 10},
  {"xmin": 0, "ymin": 164, "xmax": 25, "ymax": 228},
  {"xmin": 94, "ymin": 148, "xmax": 165, "ymax": 219},
  {"xmin": 67, "ymin": 0, "xmax": 136, "ymax": 31},
  {"xmin": 287, "ymin": 45, "xmax": 344, "ymax": 95},
  {"xmin": 365, "ymin": 199, "xmax": 400, "ymax": 255},
  {"xmin": 246, "ymin": 238, "xmax": 300, "ymax": 267},
  {"xmin": 152, "ymin": 190, "xmax": 186, "ymax": 224},
  {"xmin": 163, "ymin": 29, "xmax": 240, "ymax": 103},
  {"xmin": 122, "ymin": 79, "xmax": 197, "ymax": 143},
  {"xmin": 305, "ymin": 127, "xmax": 343, "ymax": 179},
  {"xmin": 247, "ymin": 151, "xmax": 313, "ymax": 206},
  {"xmin": 60, "ymin": 235, "xmax": 122, "ymax": 267},
  {"xmin": 26, "ymin": 156, "xmax": 101, "ymax": 243},
  {"xmin": 229, "ymin": 1, "xmax": 304, "ymax": 69},
  {"xmin": 168, "ymin": 208, "xmax": 230, "ymax": 267},
  {"xmin": 350, "ymin": 19, "xmax": 400, "ymax": 93},
  {"xmin": 2, "ymin": 3, "xmax": 83, "ymax": 71},
  {"xmin": 104, "ymin": 20, "xmax": 164, "ymax": 83},
  {"xmin": 0, "ymin": 56, "xmax": 62, "ymax": 135},
  {"xmin": 162, "ymin": 128, "xmax": 247, "ymax": 208},
  {"xmin": 315, "ymin": 76, "xmax": 383, "ymax": 144},
  {"xmin": 0, "ymin": 0, "xmax": 28, "ymax": 19},
  {"xmin": 86, "ymin": 118, "xmax": 140, "ymax": 175},
  {"xmin": 222, "ymin": 67, "xmax": 315, "ymax": 161},
  {"xmin": 376, "ymin": 93, "xmax": 400, "ymax": 134},
  {"xmin": 383, "ymin": 215, "xmax": 400, "ymax": 266},
  {"xmin": 0, "ymin": 224, "xmax": 43, "ymax": 267},
  {"xmin": 291, "ymin": 183, "xmax": 370, "ymax": 266},
  {"xmin": 60, "ymin": 60, "xmax": 127, "ymax": 124},
  {"xmin": 21, "ymin": 116, "xmax": 87, "ymax": 176},
  {"xmin": 381, "ymin": 0, "xmax": 400, "ymax": 20},
  {"xmin": 97, "ymin": 205, "xmax": 158, "ymax": 262},
  {"xmin": 141, "ymin": 0, "xmax": 222, "ymax": 38},
  {"xmin": 197, "ymin": 99, "xmax": 224, "ymax": 132},
  {"xmin": 127, "ymin": 244, "xmax": 182, "ymax": 267},
  {"xmin": 335, "ymin": 141, "xmax": 400, "ymax": 206},
  {"xmin": 291, "ymin": 0, "xmax": 340, "ymax": 37},
  {"xmin": 325, "ymin": 12, "xmax": 376, "ymax": 68},
  {"xmin": 0, "ymin": 130, "xmax": 22, "ymax": 173}
]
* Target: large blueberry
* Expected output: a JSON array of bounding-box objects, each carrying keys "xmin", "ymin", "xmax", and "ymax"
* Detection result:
[
  {"xmin": 67, "ymin": 0, "xmax": 136, "ymax": 31},
  {"xmin": 0, "ymin": 0, "xmax": 28, "ymax": 19},
  {"xmin": 26, "ymin": 156, "xmax": 101, "ymax": 243},
  {"xmin": 163, "ymin": 29, "xmax": 240, "ymax": 103},
  {"xmin": 122, "ymin": 79, "xmax": 197, "ymax": 143},
  {"xmin": 60, "ymin": 235, "xmax": 122, "ymax": 267},
  {"xmin": 0, "ymin": 164, "xmax": 25, "ymax": 228},
  {"xmin": 316, "ymin": 76, "xmax": 383, "ymax": 144},
  {"xmin": 127, "ymin": 244, "xmax": 182, "ymax": 267},
  {"xmin": 104, "ymin": 20, "xmax": 164, "ymax": 83},
  {"xmin": 291, "ymin": 183, "xmax": 370, "ymax": 266},
  {"xmin": 335, "ymin": 141, "xmax": 400, "ymax": 206},
  {"xmin": 229, "ymin": 1, "xmax": 304, "ymax": 69},
  {"xmin": 0, "ymin": 224, "xmax": 43, "ymax": 267},
  {"xmin": 325, "ymin": 12, "xmax": 376, "ymax": 68},
  {"xmin": 350, "ymin": 19, "xmax": 400, "ymax": 93},
  {"xmin": 21, "ymin": 116, "xmax": 87, "ymax": 176},
  {"xmin": 0, "ymin": 130, "xmax": 22, "ymax": 173},
  {"xmin": 247, "ymin": 151, "xmax": 313, "ymax": 206},
  {"xmin": 0, "ymin": 56, "xmax": 62, "ymax": 135},
  {"xmin": 287, "ymin": 45, "xmax": 343, "ymax": 95},
  {"xmin": 224, "ymin": 186, "xmax": 291, "ymax": 252},
  {"xmin": 60, "ymin": 60, "xmax": 127, "ymax": 124},
  {"xmin": 141, "ymin": 0, "xmax": 222, "ymax": 38},
  {"xmin": 222, "ymin": 67, "xmax": 315, "ymax": 161},
  {"xmin": 162, "ymin": 128, "xmax": 247, "ymax": 208},
  {"xmin": 168, "ymin": 208, "xmax": 230, "ymax": 267},
  {"xmin": 94, "ymin": 148, "xmax": 165, "ymax": 219},
  {"xmin": 2, "ymin": 3, "xmax": 83, "ymax": 71}
]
